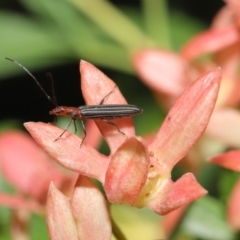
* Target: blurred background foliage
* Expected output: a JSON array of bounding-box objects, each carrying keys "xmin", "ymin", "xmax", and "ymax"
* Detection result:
[
  {"xmin": 0, "ymin": 0, "xmax": 222, "ymax": 133},
  {"xmin": 0, "ymin": 0, "xmax": 232, "ymax": 240}
]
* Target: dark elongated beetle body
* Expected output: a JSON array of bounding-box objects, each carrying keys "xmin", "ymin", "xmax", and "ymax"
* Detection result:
[{"xmin": 6, "ymin": 58, "xmax": 143, "ymax": 146}]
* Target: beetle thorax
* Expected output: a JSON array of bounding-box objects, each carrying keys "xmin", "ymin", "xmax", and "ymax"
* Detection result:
[{"xmin": 49, "ymin": 106, "xmax": 82, "ymax": 119}]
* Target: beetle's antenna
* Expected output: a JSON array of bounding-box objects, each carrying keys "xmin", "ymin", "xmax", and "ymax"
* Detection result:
[
  {"xmin": 5, "ymin": 57, "xmax": 58, "ymax": 107},
  {"xmin": 46, "ymin": 72, "xmax": 58, "ymax": 106}
]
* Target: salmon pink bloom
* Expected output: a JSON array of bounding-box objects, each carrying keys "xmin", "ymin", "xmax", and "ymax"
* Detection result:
[
  {"xmin": 0, "ymin": 130, "xmax": 76, "ymax": 239},
  {"xmin": 133, "ymin": 0, "xmax": 240, "ymax": 151},
  {"xmin": 209, "ymin": 151, "xmax": 240, "ymax": 230},
  {"xmin": 0, "ymin": 130, "xmax": 74, "ymax": 212},
  {"xmin": 47, "ymin": 175, "xmax": 111, "ymax": 240},
  {"xmin": 181, "ymin": 0, "xmax": 240, "ymax": 108},
  {"xmin": 25, "ymin": 61, "xmax": 222, "ymax": 215},
  {"xmin": 180, "ymin": 0, "xmax": 240, "ymax": 150},
  {"xmin": 132, "ymin": 49, "xmax": 190, "ymax": 108}
]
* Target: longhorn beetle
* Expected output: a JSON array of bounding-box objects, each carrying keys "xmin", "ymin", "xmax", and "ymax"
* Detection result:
[{"xmin": 6, "ymin": 58, "xmax": 143, "ymax": 146}]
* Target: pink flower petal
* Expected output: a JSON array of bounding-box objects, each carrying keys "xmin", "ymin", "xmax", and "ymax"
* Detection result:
[
  {"xmin": 162, "ymin": 206, "xmax": 187, "ymax": 236},
  {"xmin": 83, "ymin": 120, "xmax": 102, "ymax": 148},
  {"xmin": 132, "ymin": 49, "xmax": 188, "ymax": 96},
  {"xmin": 215, "ymin": 76, "xmax": 237, "ymax": 108},
  {"xmin": 80, "ymin": 60, "xmax": 136, "ymax": 153},
  {"xmin": 209, "ymin": 150, "xmax": 240, "ymax": 171},
  {"xmin": 227, "ymin": 179, "xmax": 240, "ymax": 230},
  {"xmin": 206, "ymin": 109, "xmax": 240, "ymax": 148},
  {"xmin": 70, "ymin": 175, "xmax": 111, "ymax": 240},
  {"xmin": 46, "ymin": 183, "xmax": 78, "ymax": 240},
  {"xmin": 182, "ymin": 26, "xmax": 239, "ymax": 60},
  {"xmin": 214, "ymin": 41, "xmax": 240, "ymax": 81},
  {"xmin": 0, "ymin": 193, "xmax": 43, "ymax": 213},
  {"xmin": 24, "ymin": 122, "xmax": 109, "ymax": 183},
  {"xmin": 147, "ymin": 173, "xmax": 207, "ymax": 215},
  {"xmin": 224, "ymin": 0, "xmax": 240, "ymax": 19},
  {"xmin": 225, "ymin": 76, "xmax": 240, "ymax": 106},
  {"xmin": 148, "ymin": 68, "xmax": 222, "ymax": 172},
  {"xmin": 105, "ymin": 137, "xmax": 149, "ymax": 205},
  {"xmin": 0, "ymin": 131, "xmax": 71, "ymax": 201},
  {"xmin": 211, "ymin": 6, "xmax": 234, "ymax": 28}
]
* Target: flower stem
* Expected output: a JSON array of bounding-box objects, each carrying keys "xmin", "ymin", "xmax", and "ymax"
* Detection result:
[{"xmin": 111, "ymin": 215, "xmax": 127, "ymax": 240}]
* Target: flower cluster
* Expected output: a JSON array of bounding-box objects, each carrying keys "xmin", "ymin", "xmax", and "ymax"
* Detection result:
[{"xmin": 23, "ymin": 61, "xmax": 221, "ymax": 238}]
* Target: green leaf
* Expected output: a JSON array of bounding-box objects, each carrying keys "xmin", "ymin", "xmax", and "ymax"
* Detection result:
[
  {"xmin": 180, "ymin": 196, "xmax": 234, "ymax": 240},
  {"xmin": 0, "ymin": 206, "xmax": 12, "ymax": 240},
  {"xmin": 0, "ymin": 13, "xmax": 70, "ymax": 78},
  {"xmin": 170, "ymin": 10, "xmax": 207, "ymax": 50},
  {"xmin": 218, "ymin": 170, "xmax": 239, "ymax": 203},
  {"xmin": 30, "ymin": 214, "xmax": 49, "ymax": 240}
]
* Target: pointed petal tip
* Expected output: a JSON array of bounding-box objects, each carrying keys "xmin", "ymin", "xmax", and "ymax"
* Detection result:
[
  {"xmin": 181, "ymin": 27, "xmax": 239, "ymax": 60},
  {"xmin": 23, "ymin": 121, "xmax": 32, "ymax": 127},
  {"xmin": 206, "ymin": 67, "xmax": 222, "ymax": 82},
  {"xmin": 71, "ymin": 175, "xmax": 112, "ymax": 239},
  {"xmin": 46, "ymin": 181, "xmax": 78, "ymax": 240},
  {"xmin": 79, "ymin": 60, "xmax": 96, "ymax": 74},
  {"xmin": 149, "ymin": 67, "xmax": 222, "ymax": 168},
  {"xmin": 49, "ymin": 181, "xmax": 55, "ymax": 190},
  {"xmin": 208, "ymin": 67, "xmax": 222, "ymax": 85},
  {"xmin": 79, "ymin": 59, "xmax": 89, "ymax": 67},
  {"xmin": 24, "ymin": 121, "xmax": 42, "ymax": 132},
  {"xmin": 148, "ymin": 173, "xmax": 207, "ymax": 215},
  {"xmin": 208, "ymin": 150, "xmax": 240, "ymax": 172}
]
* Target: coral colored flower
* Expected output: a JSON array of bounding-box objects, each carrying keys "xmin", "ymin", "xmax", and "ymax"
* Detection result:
[
  {"xmin": 132, "ymin": 1, "xmax": 240, "ymax": 151},
  {"xmin": 0, "ymin": 131, "xmax": 74, "ymax": 213},
  {"xmin": 181, "ymin": 0, "xmax": 240, "ymax": 107},
  {"xmin": 132, "ymin": 49, "xmax": 190, "ymax": 108},
  {"xmin": 47, "ymin": 175, "xmax": 111, "ymax": 240},
  {"xmin": 209, "ymin": 151, "xmax": 240, "ymax": 230},
  {"xmin": 0, "ymin": 131, "xmax": 78, "ymax": 239},
  {"xmin": 162, "ymin": 206, "xmax": 187, "ymax": 236},
  {"xmin": 25, "ymin": 61, "xmax": 222, "ymax": 215},
  {"xmin": 180, "ymin": 1, "xmax": 240, "ymax": 149}
]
